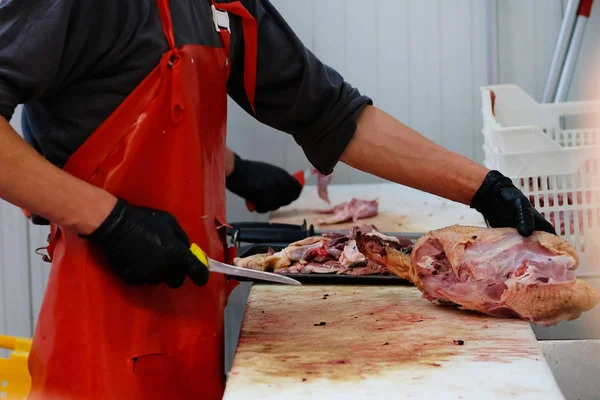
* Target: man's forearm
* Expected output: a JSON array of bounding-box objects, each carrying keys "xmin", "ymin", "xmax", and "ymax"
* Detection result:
[
  {"xmin": 340, "ymin": 106, "xmax": 489, "ymax": 205},
  {"xmin": 0, "ymin": 117, "xmax": 116, "ymax": 234}
]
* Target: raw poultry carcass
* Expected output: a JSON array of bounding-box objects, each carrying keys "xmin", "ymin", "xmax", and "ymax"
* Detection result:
[{"xmin": 366, "ymin": 225, "xmax": 599, "ymax": 327}]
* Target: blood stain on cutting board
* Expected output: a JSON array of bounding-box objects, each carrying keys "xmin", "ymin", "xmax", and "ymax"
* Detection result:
[{"xmin": 230, "ymin": 286, "xmax": 542, "ymax": 384}]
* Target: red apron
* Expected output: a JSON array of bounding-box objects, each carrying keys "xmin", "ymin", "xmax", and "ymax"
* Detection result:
[{"xmin": 27, "ymin": 1, "xmax": 257, "ymax": 398}]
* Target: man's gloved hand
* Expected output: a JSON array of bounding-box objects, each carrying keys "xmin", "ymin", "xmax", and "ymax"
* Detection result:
[
  {"xmin": 81, "ymin": 198, "xmax": 209, "ymax": 288},
  {"xmin": 470, "ymin": 170, "xmax": 556, "ymax": 237},
  {"xmin": 226, "ymin": 154, "xmax": 302, "ymax": 213}
]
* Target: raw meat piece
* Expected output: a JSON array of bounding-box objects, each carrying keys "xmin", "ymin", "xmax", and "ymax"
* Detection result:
[
  {"xmin": 276, "ymin": 261, "xmax": 343, "ymax": 275},
  {"xmin": 233, "ymin": 225, "xmax": 412, "ymax": 277},
  {"xmin": 232, "ymin": 248, "xmax": 275, "ymax": 271},
  {"xmin": 245, "ymin": 236, "xmax": 344, "ymax": 272},
  {"xmin": 280, "ymin": 242, "xmax": 322, "ymax": 261},
  {"xmin": 316, "ymin": 198, "xmax": 379, "ymax": 225},
  {"xmin": 263, "ymin": 240, "xmax": 328, "ymax": 272},
  {"xmin": 321, "ymin": 233, "xmax": 349, "ymax": 257},
  {"xmin": 339, "ymin": 240, "xmax": 367, "ymax": 268},
  {"xmin": 276, "ymin": 262, "xmax": 305, "ymax": 275},
  {"xmin": 338, "ymin": 261, "xmax": 388, "ymax": 276},
  {"xmin": 302, "ymin": 263, "xmax": 342, "ymax": 274},
  {"xmin": 357, "ymin": 230, "xmax": 413, "ymax": 256},
  {"xmin": 312, "ymin": 168, "xmax": 333, "ymax": 204},
  {"xmin": 303, "ymin": 244, "xmax": 332, "ymax": 261},
  {"xmin": 325, "ymin": 247, "xmax": 343, "ymax": 259},
  {"xmin": 382, "ymin": 225, "xmax": 599, "ymax": 326},
  {"xmin": 366, "ymin": 231, "xmax": 401, "ymax": 243},
  {"xmin": 350, "ymin": 224, "xmax": 380, "ymax": 236}
]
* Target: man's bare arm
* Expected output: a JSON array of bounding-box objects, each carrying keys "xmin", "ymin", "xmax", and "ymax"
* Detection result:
[
  {"xmin": 341, "ymin": 105, "xmax": 489, "ymax": 205},
  {"xmin": 0, "ymin": 117, "xmax": 116, "ymax": 234}
]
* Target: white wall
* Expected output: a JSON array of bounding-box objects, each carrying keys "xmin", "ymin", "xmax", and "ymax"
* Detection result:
[
  {"xmin": 497, "ymin": 0, "xmax": 600, "ymax": 103},
  {"xmin": 227, "ymin": 0, "xmax": 491, "ymax": 223},
  {"xmin": 1, "ymin": 0, "xmax": 599, "ymax": 354},
  {"xmin": 227, "ymin": 0, "xmax": 600, "ymax": 223}
]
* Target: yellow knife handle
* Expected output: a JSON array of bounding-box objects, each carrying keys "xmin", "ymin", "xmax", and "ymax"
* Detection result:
[{"xmin": 190, "ymin": 243, "xmax": 209, "ymax": 268}]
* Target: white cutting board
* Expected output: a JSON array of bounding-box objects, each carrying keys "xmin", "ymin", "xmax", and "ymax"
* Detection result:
[
  {"xmin": 269, "ymin": 183, "xmax": 487, "ymax": 233},
  {"xmin": 223, "ymin": 286, "xmax": 564, "ymax": 400}
]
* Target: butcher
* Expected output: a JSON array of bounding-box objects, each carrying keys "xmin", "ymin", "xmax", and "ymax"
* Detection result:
[{"xmin": 0, "ymin": 0, "xmax": 555, "ymax": 399}]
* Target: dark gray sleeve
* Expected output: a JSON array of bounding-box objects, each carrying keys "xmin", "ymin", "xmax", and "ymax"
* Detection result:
[
  {"xmin": 227, "ymin": 0, "xmax": 372, "ymax": 175},
  {"xmin": 0, "ymin": 0, "xmax": 73, "ymax": 121}
]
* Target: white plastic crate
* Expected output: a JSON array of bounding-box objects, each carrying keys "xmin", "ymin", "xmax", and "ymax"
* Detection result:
[{"xmin": 480, "ymin": 85, "xmax": 600, "ymax": 276}]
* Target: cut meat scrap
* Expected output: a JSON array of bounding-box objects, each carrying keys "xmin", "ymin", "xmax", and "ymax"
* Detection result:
[
  {"xmin": 301, "ymin": 262, "xmax": 343, "ymax": 274},
  {"xmin": 336, "ymin": 235, "xmax": 396, "ymax": 276},
  {"xmin": 233, "ymin": 225, "xmax": 413, "ymax": 277},
  {"xmin": 349, "ymin": 199, "xmax": 378, "ymax": 220},
  {"xmin": 337, "ymin": 260, "xmax": 389, "ymax": 276},
  {"xmin": 359, "ymin": 238, "xmax": 416, "ymax": 283},
  {"xmin": 261, "ymin": 250, "xmax": 292, "ymax": 272},
  {"xmin": 348, "ymin": 224, "xmax": 414, "ymax": 249},
  {"xmin": 304, "ymin": 244, "xmax": 333, "ymax": 262},
  {"xmin": 321, "ymin": 234, "xmax": 348, "ymax": 257},
  {"xmin": 273, "ymin": 260, "xmax": 344, "ymax": 275},
  {"xmin": 345, "ymin": 261, "xmax": 389, "ymax": 276},
  {"xmin": 287, "ymin": 236, "xmax": 338, "ymax": 261},
  {"xmin": 316, "ymin": 198, "xmax": 378, "ymax": 225},
  {"xmin": 284, "ymin": 241, "xmax": 327, "ymax": 261},
  {"xmin": 349, "ymin": 224, "xmax": 380, "ymax": 237},
  {"xmin": 312, "ymin": 168, "xmax": 333, "ymax": 204},
  {"xmin": 233, "ymin": 238, "xmax": 335, "ymax": 273},
  {"xmin": 396, "ymin": 225, "xmax": 599, "ymax": 326},
  {"xmin": 263, "ymin": 240, "xmax": 328, "ymax": 272},
  {"xmin": 316, "ymin": 197, "xmax": 379, "ymax": 218},
  {"xmin": 275, "ymin": 261, "xmax": 305, "ymax": 275},
  {"xmin": 355, "ymin": 233, "xmax": 387, "ymax": 265},
  {"xmin": 339, "ymin": 240, "xmax": 367, "ymax": 268},
  {"xmin": 385, "ymin": 234, "xmax": 414, "ymax": 250},
  {"xmin": 233, "ymin": 248, "xmax": 275, "ymax": 271},
  {"xmin": 365, "ymin": 231, "xmax": 401, "ymax": 244},
  {"xmin": 355, "ymin": 230, "xmax": 413, "ymax": 269}
]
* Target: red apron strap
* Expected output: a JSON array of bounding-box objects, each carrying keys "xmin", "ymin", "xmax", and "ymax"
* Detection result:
[
  {"xmin": 157, "ymin": 0, "xmax": 177, "ymax": 50},
  {"xmin": 156, "ymin": 0, "xmax": 185, "ymax": 123},
  {"xmin": 212, "ymin": 1, "xmax": 258, "ymax": 114}
]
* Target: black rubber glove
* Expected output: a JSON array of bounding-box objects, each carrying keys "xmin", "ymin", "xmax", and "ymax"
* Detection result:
[
  {"xmin": 470, "ymin": 170, "xmax": 556, "ymax": 237},
  {"xmin": 81, "ymin": 198, "xmax": 209, "ymax": 288},
  {"xmin": 226, "ymin": 154, "xmax": 302, "ymax": 213}
]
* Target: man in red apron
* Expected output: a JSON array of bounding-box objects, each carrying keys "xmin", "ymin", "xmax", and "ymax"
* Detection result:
[{"xmin": 0, "ymin": 0, "xmax": 555, "ymax": 399}]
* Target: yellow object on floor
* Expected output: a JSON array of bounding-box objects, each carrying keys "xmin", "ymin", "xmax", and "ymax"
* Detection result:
[{"xmin": 0, "ymin": 335, "xmax": 32, "ymax": 399}]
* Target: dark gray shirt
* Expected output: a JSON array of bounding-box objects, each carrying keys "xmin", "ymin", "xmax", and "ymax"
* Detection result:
[{"xmin": 0, "ymin": 0, "xmax": 371, "ymax": 174}]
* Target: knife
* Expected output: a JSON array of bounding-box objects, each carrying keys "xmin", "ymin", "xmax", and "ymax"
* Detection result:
[
  {"xmin": 190, "ymin": 243, "xmax": 302, "ymax": 286},
  {"xmin": 245, "ymin": 168, "xmax": 314, "ymax": 212}
]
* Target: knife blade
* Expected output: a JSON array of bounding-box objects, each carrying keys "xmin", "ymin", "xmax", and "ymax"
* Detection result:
[{"xmin": 190, "ymin": 243, "xmax": 302, "ymax": 286}]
